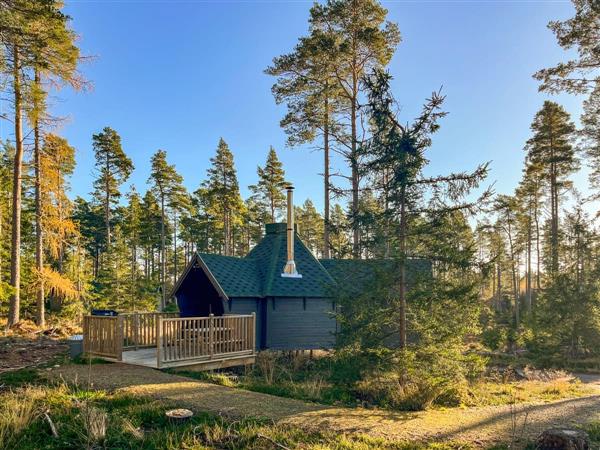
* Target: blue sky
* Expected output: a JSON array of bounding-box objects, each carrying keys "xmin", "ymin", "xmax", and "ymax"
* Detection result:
[{"xmin": 2, "ymin": 0, "xmax": 591, "ymax": 213}]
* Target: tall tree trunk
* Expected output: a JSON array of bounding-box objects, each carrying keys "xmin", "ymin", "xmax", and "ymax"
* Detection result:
[
  {"xmin": 34, "ymin": 68, "xmax": 45, "ymax": 327},
  {"xmin": 507, "ymin": 220, "xmax": 519, "ymax": 327},
  {"xmin": 496, "ymin": 263, "xmax": 502, "ymax": 311},
  {"xmin": 0, "ymin": 200, "xmax": 3, "ymax": 283},
  {"xmin": 130, "ymin": 235, "xmax": 137, "ymax": 312},
  {"xmin": 323, "ymin": 89, "xmax": 331, "ymax": 259},
  {"xmin": 535, "ymin": 200, "xmax": 541, "ymax": 290},
  {"xmin": 550, "ymin": 143, "xmax": 559, "ymax": 275},
  {"xmin": 398, "ymin": 184, "xmax": 407, "ymax": 348},
  {"xmin": 350, "ymin": 92, "xmax": 360, "ymax": 258},
  {"xmin": 105, "ymin": 156, "xmax": 111, "ymax": 249},
  {"xmin": 526, "ymin": 220, "xmax": 532, "ymax": 313},
  {"xmin": 224, "ymin": 210, "xmax": 230, "ymax": 256},
  {"xmin": 160, "ymin": 196, "xmax": 166, "ymax": 310},
  {"xmin": 8, "ymin": 46, "xmax": 23, "ymax": 327},
  {"xmin": 173, "ymin": 210, "xmax": 178, "ymax": 283}
]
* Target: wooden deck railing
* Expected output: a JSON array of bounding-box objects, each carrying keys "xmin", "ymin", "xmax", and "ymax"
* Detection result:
[
  {"xmin": 83, "ymin": 312, "xmax": 256, "ymax": 368},
  {"xmin": 157, "ymin": 314, "xmax": 256, "ymax": 368},
  {"xmin": 121, "ymin": 312, "xmax": 179, "ymax": 350},
  {"xmin": 82, "ymin": 315, "xmax": 123, "ymax": 360}
]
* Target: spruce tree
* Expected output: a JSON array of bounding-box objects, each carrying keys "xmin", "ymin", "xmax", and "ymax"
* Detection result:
[
  {"xmin": 363, "ymin": 69, "xmax": 490, "ymax": 348},
  {"xmin": 249, "ymin": 146, "xmax": 287, "ymax": 223}
]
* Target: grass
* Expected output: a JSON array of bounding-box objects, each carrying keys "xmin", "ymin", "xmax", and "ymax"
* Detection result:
[
  {"xmin": 462, "ymin": 379, "xmax": 594, "ymax": 407},
  {"xmin": 1, "ymin": 367, "xmax": 485, "ymax": 450},
  {"xmin": 0, "ymin": 368, "xmax": 42, "ymax": 387},
  {"xmin": 172, "ymin": 352, "xmax": 594, "ymax": 412}
]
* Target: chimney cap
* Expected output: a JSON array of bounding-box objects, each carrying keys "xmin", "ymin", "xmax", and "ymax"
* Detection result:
[{"xmin": 285, "ymin": 185, "xmax": 294, "ymax": 190}]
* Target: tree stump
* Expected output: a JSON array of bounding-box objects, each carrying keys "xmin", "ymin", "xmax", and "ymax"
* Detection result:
[
  {"xmin": 165, "ymin": 409, "xmax": 193, "ymax": 423},
  {"xmin": 535, "ymin": 428, "xmax": 590, "ymax": 450}
]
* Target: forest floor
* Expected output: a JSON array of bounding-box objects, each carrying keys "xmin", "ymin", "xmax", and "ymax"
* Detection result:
[
  {"xmin": 0, "ymin": 319, "xmax": 78, "ymax": 374},
  {"xmin": 49, "ymin": 363, "xmax": 600, "ymax": 448}
]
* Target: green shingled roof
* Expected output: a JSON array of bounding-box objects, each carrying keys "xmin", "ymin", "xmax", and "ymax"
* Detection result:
[
  {"xmin": 319, "ymin": 258, "xmax": 431, "ymax": 297},
  {"xmin": 197, "ymin": 253, "xmax": 262, "ymax": 298},
  {"xmin": 246, "ymin": 223, "xmax": 336, "ymax": 298},
  {"xmin": 183, "ymin": 223, "xmax": 430, "ymax": 299}
]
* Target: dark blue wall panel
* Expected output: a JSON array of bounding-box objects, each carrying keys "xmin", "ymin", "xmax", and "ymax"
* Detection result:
[
  {"xmin": 266, "ymin": 297, "xmax": 336, "ymax": 350},
  {"xmin": 227, "ymin": 298, "xmax": 262, "ymax": 349}
]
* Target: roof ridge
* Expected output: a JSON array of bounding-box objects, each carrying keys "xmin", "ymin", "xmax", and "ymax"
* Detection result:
[
  {"xmin": 296, "ymin": 234, "xmax": 337, "ymax": 285},
  {"xmin": 198, "ymin": 252, "xmax": 245, "ymax": 261},
  {"xmin": 263, "ymin": 232, "xmax": 282, "ymax": 296}
]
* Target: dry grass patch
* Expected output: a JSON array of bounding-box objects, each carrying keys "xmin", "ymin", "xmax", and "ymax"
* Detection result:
[{"xmin": 463, "ymin": 378, "xmax": 595, "ymax": 407}]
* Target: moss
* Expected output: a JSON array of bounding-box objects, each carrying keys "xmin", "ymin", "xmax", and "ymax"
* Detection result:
[{"xmin": 0, "ymin": 368, "xmax": 42, "ymax": 387}]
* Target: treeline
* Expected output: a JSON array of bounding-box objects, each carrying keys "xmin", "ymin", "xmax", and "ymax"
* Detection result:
[{"xmin": 2, "ymin": 0, "xmax": 600, "ymax": 368}]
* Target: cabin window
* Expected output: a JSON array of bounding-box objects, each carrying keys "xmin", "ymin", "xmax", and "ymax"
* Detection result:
[
  {"xmin": 228, "ymin": 299, "xmax": 232, "ymax": 312},
  {"xmin": 303, "ymin": 298, "xmax": 307, "ymax": 310},
  {"xmin": 332, "ymin": 301, "xmax": 336, "ymax": 311},
  {"xmin": 272, "ymin": 298, "xmax": 276, "ymax": 310}
]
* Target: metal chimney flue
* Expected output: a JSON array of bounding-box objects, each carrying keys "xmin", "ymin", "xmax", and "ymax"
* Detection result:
[{"xmin": 282, "ymin": 185, "xmax": 302, "ymax": 278}]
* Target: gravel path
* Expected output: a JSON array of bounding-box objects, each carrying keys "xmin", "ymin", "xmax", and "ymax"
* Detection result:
[{"xmin": 49, "ymin": 363, "xmax": 600, "ymax": 447}]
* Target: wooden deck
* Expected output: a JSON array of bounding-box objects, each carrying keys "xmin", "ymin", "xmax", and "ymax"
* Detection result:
[{"xmin": 83, "ymin": 312, "xmax": 256, "ymax": 370}]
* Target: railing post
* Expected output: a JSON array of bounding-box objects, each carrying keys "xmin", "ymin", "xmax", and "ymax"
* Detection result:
[
  {"xmin": 134, "ymin": 313, "xmax": 139, "ymax": 351},
  {"xmin": 251, "ymin": 312, "xmax": 256, "ymax": 354},
  {"xmin": 156, "ymin": 317, "xmax": 163, "ymax": 369},
  {"xmin": 116, "ymin": 316, "xmax": 124, "ymax": 361},
  {"xmin": 209, "ymin": 313, "xmax": 214, "ymax": 359}
]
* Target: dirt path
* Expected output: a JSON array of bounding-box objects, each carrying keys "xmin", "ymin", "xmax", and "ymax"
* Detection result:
[{"xmin": 50, "ymin": 363, "xmax": 600, "ymax": 447}]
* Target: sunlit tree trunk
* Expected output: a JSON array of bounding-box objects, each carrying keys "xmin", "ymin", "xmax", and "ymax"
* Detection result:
[
  {"xmin": 33, "ymin": 67, "xmax": 45, "ymax": 327},
  {"xmin": 323, "ymin": 89, "xmax": 331, "ymax": 259},
  {"xmin": 8, "ymin": 46, "xmax": 23, "ymax": 327}
]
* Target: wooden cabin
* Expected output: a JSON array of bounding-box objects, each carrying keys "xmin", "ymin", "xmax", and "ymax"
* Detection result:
[
  {"xmin": 82, "ymin": 187, "xmax": 428, "ymax": 370},
  {"xmin": 172, "ymin": 188, "xmax": 430, "ymax": 352}
]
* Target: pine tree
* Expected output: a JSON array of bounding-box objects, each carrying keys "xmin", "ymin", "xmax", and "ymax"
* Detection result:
[
  {"xmin": 203, "ymin": 138, "xmax": 244, "ymax": 256},
  {"xmin": 268, "ymin": 0, "xmax": 400, "ymax": 258},
  {"xmin": 266, "ymin": 24, "xmax": 342, "ymax": 259},
  {"xmin": 169, "ymin": 187, "xmax": 191, "ymax": 284},
  {"xmin": 311, "ymin": 0, "xmax": 400, "ymax": 257},
  {"xmin": 249, "ymin": 146, "xmax": 287, "ymax": 223},
  {"xmin": 139, "ymin": 190, "xmax": 162, "ymax": 285},
  {"xmin": 534, "ymin": 0, "xmax": 599, "ymax": 97},
  {"xmin": 72, "ymin": 197, "xmax": 105, "ymax": 278},
  {"xmin": 532, "ymin": 206, "xmax": 600, "ymax": 358},
  {"xmin": 0, "ymin": 143, "xmax": 14, "ymax": 307},
  {"xmin": 295, "ymin": 199, "xmax": 323, "ymax": 257},
  {"xmin": 148, "ymin": 149, "xmax": 184, "ymax": 310},
  {"xmin": 524, "ymin": 101, "xmax": 578, "ymax": 275},
  {"xmin": 494, "ymin": 195, "xmax": 522, "ymax": 328},
  {"xmin": 581, "ymin": 86, "xmax": 600, "ymax": 197},
  {"xmin": 329, "ymin": 204, "xmax": 351, "ymax": 259},
  {"xmin": 123, "ymin": 186, "xmax": 142, "ymax": 311},
  {"xmin": 92, "ymin": 127, "xmax": 133, "ymax": 251}
]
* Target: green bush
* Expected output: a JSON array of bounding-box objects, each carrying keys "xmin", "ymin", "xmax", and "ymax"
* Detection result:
[{"xmin": 482, "ymin": 327, "xmax": 508, "ymax": 351}]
